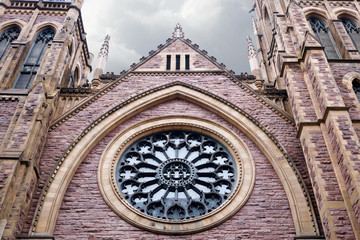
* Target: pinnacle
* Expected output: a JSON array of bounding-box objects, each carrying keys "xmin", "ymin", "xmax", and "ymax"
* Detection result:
[{"xmin": 172, "ymin": 23, "xmax": 184, "ymax": 38}]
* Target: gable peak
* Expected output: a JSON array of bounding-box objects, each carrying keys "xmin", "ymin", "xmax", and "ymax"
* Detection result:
[{"xmin": 172, "ymin": 23, "xmax": 184, "ymax": 39}]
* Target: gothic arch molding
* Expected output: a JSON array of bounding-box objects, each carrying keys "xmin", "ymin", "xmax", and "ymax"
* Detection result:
[
  {"xmin": 0, "ymin": 19, "xmax": 25, "ymax": 32},
  {"xmin": 28, "ymin": 22, "xmax": 60, "ymax": 41},
  {"xmin": 31, "ymin": 83, "xmax": 319, "ymax": 236},
  {"xmin": 334, "ymin": 8, "xmax": 360, "ymax": 22},
  {"xmin": 303, "ymin": 8, "xmax": 330, "ymax": 22}
]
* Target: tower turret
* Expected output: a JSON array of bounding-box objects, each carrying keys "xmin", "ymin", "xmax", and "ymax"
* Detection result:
[
  {"xmin": 252, "ymin": 0, "xmax": 360, "ymax": 238},
  {"xmin": 0, "ymin": 1, "xmax": 92, "ymax": 238}
]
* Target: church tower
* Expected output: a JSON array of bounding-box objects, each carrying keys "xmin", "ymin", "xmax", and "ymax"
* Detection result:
[
  {"xmin": 0, "ymin": 0, "xmax": 92, "ymax": 238},
  {"xmin": 252, "ymin": 0, "xmax": 360, "ymax": 238}
]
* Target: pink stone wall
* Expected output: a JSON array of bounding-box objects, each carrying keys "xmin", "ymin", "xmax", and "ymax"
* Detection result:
[
  {"xmin": 300, "ymin": 129, "xmax": 353, "ymax": 239},
  {"xmin": 330, "ymin": 63, "xmax": 360, "ymax": 120},
  {"xmin": 53, "ymin": 99, "xmax": 296, "ymax": 239},
  {"xmin": 140, "ymin": 55, "xmax": 163, "ymax": 69},
  {"xmin": 34, "ymin": 14, "xmax": 66, "ymax": 26},
  {"xmin": 23, "ymin": 72, "xmax": 314, "ymax": 233},
  {"xmin": 1, "ymin": 13, "xmax": 32, "ymax": 23},
  {"xmin": 136, "ymin": 40, "xmax": 220, "ymax": 71},
  {"xmin": 0, "ymin": 100, "xmax": 18, "ymax": 146}
]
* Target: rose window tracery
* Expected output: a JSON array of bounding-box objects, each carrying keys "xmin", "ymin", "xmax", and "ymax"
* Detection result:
[{"xmin": 115, "ymin": 131, "xmax": 237, "ymax": 220}]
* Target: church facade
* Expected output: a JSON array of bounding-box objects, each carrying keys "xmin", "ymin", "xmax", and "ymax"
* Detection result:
[{"xmin": 0, "ymin": 0, "xmax": 360, "ymax": 239}]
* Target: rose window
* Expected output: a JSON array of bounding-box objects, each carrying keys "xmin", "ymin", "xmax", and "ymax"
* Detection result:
[{"xmin": 115, "ymin": 131, "xmax": 237, "ymax": 220}]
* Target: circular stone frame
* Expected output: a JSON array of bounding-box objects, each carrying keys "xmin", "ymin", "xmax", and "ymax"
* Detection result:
[{"xmin": 98, "ymin": 116, "xmax": 255, "ymax": 234}]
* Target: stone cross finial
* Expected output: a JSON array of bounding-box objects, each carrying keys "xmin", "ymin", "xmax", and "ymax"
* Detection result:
[{"xmin": 172, "ymin": 23, "xmax": 184, "ymax": 38}]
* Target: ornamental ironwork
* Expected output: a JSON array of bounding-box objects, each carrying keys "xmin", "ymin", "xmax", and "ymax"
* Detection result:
[{"xmin": 115, "ymin": 131, "xmax": 237, "ymax": 220}]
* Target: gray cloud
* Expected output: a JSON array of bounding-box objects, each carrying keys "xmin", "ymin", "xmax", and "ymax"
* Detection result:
[{"xmin": 82, "ymin": 0, "xmax": 254, "ymax": 75}]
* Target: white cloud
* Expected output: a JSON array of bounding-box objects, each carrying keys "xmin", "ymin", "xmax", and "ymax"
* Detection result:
[
  {"xmin": 81, "ymin": 0, "xmax": 254, "ymax": 77},
  {"xmin": 180, "ymin": 0, "xmax": 223, "ymax": 26}
]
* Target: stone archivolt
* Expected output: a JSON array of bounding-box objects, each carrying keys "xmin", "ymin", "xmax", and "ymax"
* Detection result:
[{"xmin": 31, "ymin": 84, "xmax": 317, "ymax": 236}]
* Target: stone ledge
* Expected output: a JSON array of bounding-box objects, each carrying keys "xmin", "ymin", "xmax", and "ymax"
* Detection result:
[
  {"xmin": 17, "ymin": 236, "xmax": 55, "ymax": 240},
  {"xmin": 0, "ymin": 89, "xmax": 29, "ymax": 95},
  {"xmin": 294, "ymin": 235, "xmax": 325, "ymax": 240},
  {"xmin": 0, "ymin": 88, "xmax": 30, "ymax": 96},
  {"xmin": 0, "ymin": 150, "xmax": 23, "ymax": 160}
]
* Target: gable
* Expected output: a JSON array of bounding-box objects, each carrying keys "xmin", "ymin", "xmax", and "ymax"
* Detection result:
[{"xmin": 134, "ymin": 39, "xmax": 222, "ymax": 72}]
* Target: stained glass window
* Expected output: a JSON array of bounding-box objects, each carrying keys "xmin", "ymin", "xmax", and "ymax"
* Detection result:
[
  {"xmin": 115, "ymin": 131, "xmax": 237, "ymax": 220},
  {"xmin": 341, "ymin": 18, "xmax": 360, "ymax": 53},
  {"xmin": 308, "ymin": 17, "xmax": 341, "ymax": 59},
  {"xmin": 353, "ymin": 80, "xmax": 360, "ymax": 102},
  {"xmin": 13, "ymin": 28, "xmax": 55, "ymax": 89},
  {"xmin": 0, "ymin": 27, "xmax": 20, "ymax": 60}
]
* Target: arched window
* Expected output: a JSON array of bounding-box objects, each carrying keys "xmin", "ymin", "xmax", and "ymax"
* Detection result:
[
  {"xmin": 72, "ymin": 67, "xmax": 78, "ymax": 87},
  {"xmin": 341, "ymin": 18, "xmax": 360, "ymax": 52},
  {"xmin": 308, "ymin": 17, "xmax": 341, "ymax": 59},
  {"xmin": 264, "ymin": 8, "xmax": 273, "ymax": 43},
  {"xmin": 353, "ymin": 79, "xmax": 360, "ymax": 102},
  {"xmin": 13, "ymin": 28, "xmax": 55, "ymax": 89},
  {"xmin": 0, "ymin": 26, "xmax": 20, "ymax": 60}
]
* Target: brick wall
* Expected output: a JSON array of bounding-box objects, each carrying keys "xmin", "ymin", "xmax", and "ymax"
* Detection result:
[
  {"xmin": 22, "ymin": 73, "xmax": 312, "ymax": 234},
  {"xmin": 53, "ymin": 99, "xmax": 296, "ymax": 239}
]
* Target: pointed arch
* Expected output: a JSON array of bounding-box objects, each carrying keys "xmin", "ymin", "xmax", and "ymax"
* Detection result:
[
  {"xmin": 27, "ymin": 21, "xmax": 61, "ymax": 42},
  {"xmin": 31, "ymin": 84, "xmax": 319, "ymax": 236},
  {"xmin": 334, "ymin": 8, "xmax": 360, "ymax": 21},
  {"xmin": 303, "ymin": 8, "xmax": 330, "ymax": 21},
  {"xmin": 0, "ymin": 19, "xmax": 26, "ymax": 31},
  {"xmin": 342, "ymin": 72, "xmax": 360, "ymax": 107}
]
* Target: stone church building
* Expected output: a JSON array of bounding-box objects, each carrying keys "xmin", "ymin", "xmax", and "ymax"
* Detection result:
[{"xmin": 0, "ymin": 0, "xmax": 360, "ymax": 239}]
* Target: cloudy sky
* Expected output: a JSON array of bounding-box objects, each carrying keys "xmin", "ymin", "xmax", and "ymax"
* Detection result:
[{"xmin": 81, "ymin": 0, "xmax": 255, "ymax": 75}]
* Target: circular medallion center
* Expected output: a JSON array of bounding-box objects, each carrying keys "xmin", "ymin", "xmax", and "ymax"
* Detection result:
[{"xmin": 158, "ymin": 159, "xmax": 196, "ymax": 187}]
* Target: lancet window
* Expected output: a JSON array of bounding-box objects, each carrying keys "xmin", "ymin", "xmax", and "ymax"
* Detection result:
[
  {"xmin": 353, "ymin": 79, "xmax": 360, "ymax": 102},
  {"xmin": 0, "ymin": 26, "xmax": 20, "ymax": 60},
  {"xmin": 308, "ymin": 17, "xmax": 341, "ymax": 59},
  {"xmin": 341, "ymin": 18, "xmax": 360, "ymax": 53},
  {"xmin": 13, "ymin": 28, "xmax": 55, "ymax": 89}
]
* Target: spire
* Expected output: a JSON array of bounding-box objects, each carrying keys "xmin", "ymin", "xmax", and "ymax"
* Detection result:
[
  {"xmin": 247, "ymin": 36, "xmax": 256, "ymax": 60},
  {"xmin": 252, "ymin": 16, "xmax": 258, "ymax": 35},
  {"xmin": 93, "ymin": 34, "xmax": 110, "ymax": 80},
  {"xmin": 172, "ymin": 23, "xmax": 184, "ymax": 38},
  {"xmin": 247, "ymin": 36, "xmax": 260, "ymax": 80},
  {"xmin": 98, "ymin": 34, "xmax": 110, "ymax": 63}
]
